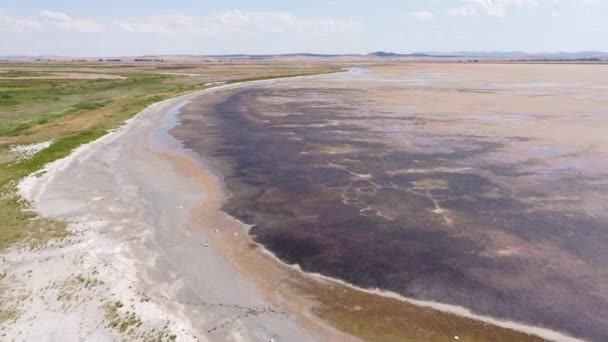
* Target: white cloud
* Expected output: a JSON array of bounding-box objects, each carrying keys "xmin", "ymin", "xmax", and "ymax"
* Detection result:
[
  {"xmin": 0, "ymin": 8, "xmax": 365, "ymax": 55},
  {"xmin": 406, "ymin": 11, "xmax": 435, "ymax": 20},
  {"xmin": 40, "ymin": 10, "xmax": 72, "ymax": 21},
  {"xmin": 113, "ymin": 10, "xmax": 363, "ymax": 36},
  {"xmin": 448, "ymin": 0, "xmax": 539, "ymax": 17},
  {"xmin": 0, "ymin": 9, "xmax": 363, "ymax": 36},
  {"xmin": 0, "ymin": 9, "xmax": 103, "ymax": 33}
]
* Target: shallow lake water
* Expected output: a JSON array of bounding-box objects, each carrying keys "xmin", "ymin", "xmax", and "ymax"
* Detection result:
[{"xmin": 174, "ymin": 64, "xmax": 608, "ymax": 341}]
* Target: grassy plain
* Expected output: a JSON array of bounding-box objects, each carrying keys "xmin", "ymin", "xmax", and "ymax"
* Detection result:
[{"xmin": 0, "ymin": 60, "xmax": 341, "ymax": 249}]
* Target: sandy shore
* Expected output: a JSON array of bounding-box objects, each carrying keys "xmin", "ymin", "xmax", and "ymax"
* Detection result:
[
  {"xmin": 1, "ymin": 73, "xmax": 584, "ymax": 342},
  {"xmin": 6, "ymin": 82, "xmax": 347, "ymax": 341}
]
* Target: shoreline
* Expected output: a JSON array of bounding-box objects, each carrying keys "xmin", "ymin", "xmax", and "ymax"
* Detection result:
[
  {"xmin": 7, "ymin": 74, "xmax": 585, "ymax": 341},
  {"xmin": 166, "ymin": 75, "xmax": 584, "ymax": 342},
  {"xmin": 10, "ymin": 79, "xmax": 347, "ymax": 341}
]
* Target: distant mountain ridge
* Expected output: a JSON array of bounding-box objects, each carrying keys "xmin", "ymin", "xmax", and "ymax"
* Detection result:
[
  {"xmin": 368, "ymin": 51, "xmax": 447, "ymax": 57},
  {"xmin": 368, "ymin": 50, "xmax": 608, "ymax": 59},
  {"xmin": 2, "ymin": 51, "xmax": 607, "ymax": 61},
  {"xmin": 198, "ymin": 51, "xmax": 608, "ymax": 60},
  {"xmin": 414, "ymin": 51, "xmax": 608, "ymax": 59}
]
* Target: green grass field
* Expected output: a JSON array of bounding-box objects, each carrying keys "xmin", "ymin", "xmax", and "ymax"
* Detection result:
[{"xmin": 0, "ymin": 61, "xmax": 341, "ymax": 249}]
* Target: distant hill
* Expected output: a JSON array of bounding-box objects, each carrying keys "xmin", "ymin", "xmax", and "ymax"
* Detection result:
[
  {"xmin": 368, "ymin": 51, "xmax": 402, "ymax": 57},
  {"xmin": 365, "ymin": 50, "xmax": 608, "ymax": 60},
  {"xmin": 416, "ymin": 51, "xmax": 608, "ymax": 59},
  {"xmin": 368, "ymin": 51, "xmax": 459, "ymax": 58},
  {"xmin": 3, "ymin": 51, "xmax": 607, "ymax": 61},
  {"xmin": 0, "ymin": 55, "xmax": 35, "ymax": 61},
  {"xmin": 208, "ymin": 53, "xmax": 350, "ymax": 59}
]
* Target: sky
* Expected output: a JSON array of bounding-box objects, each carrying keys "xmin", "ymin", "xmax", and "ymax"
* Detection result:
[{"xmin": 1, "ymin": 0, "xmax": 608, "ymax": 56}]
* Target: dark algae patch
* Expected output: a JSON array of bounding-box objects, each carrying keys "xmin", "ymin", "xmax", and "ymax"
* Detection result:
[{"xmin": 174, "ymin": 70, "xmax": 608, "ymax": 341}]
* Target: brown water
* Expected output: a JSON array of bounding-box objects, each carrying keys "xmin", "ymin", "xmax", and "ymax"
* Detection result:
[{"xmin": 173, "ymin": 64, "xmax": 608, "ymax": 341}]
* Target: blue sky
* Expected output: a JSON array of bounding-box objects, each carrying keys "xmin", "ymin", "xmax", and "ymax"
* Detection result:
[{"xmin": 1, "ymin": 0, "xmax": 607, "ymax": 56}]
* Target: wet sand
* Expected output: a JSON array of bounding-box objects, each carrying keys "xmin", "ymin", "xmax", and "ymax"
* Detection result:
[{"xmin": 173, "ymin": 64, "xmax": 608, "ymax": 341}]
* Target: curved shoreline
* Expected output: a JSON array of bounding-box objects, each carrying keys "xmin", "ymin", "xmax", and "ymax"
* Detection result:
[
  {"xmin": 163, "ymin": 75, "xmax": 585, "ymax": 342},
  {"xmin": 11, "ymin": 74, "xmax": 586, "ymax": 341},
  {"xmin": 14, "ymin": 80, "xmax": 329, "ymax": 341}
]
